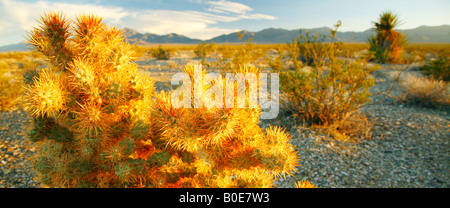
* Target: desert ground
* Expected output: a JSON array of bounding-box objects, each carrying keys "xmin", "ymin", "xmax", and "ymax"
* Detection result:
[{"xmin": 0, "ymin": 47, "xmax": 448, "ymax": 188}]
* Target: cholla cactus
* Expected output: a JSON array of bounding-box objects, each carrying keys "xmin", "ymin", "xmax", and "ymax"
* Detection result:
[
  {"xmin": 295, "ymin": 180, "xmax": 317, "ymax": 188},
  {"xmin": 25, "ymin": 12, "xmax": 298, "ymax": 188}
]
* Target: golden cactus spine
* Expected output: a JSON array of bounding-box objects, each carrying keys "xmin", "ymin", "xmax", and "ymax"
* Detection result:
[{"xmin": 25, "ymin": 12, "xmax": 299, "ymax": 188}]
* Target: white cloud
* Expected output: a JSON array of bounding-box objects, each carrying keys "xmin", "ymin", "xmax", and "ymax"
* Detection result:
[
  {"xmin": 206, "ymin": 0, "xmax": 253, "ymax": 14},
  {"xmin": 0, "ymin": 0, "xmax": 276, "ymax": 46},
  {"xmin": 242, "ymin": 14, "xmax": 277, "ymax": 20},
  {"xmin": 120, "ymin": 10, "xmax": 240, "ymax": 39},
  {"xmin": 1, "ymin": 0, "xmax": 129, "ymax": 31},
  {"xmin": 0, "ymin": 0, "xmax": 130, "ymax": 45},
  {"xmin": 205, "ymin": 0, "xmax": 276, "ymax": 20}
]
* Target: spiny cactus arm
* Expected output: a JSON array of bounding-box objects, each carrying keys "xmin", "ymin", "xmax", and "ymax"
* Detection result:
[
  {"xmin": 26, "ymin": 12, "xmax": 73, "ymax": 71},
  {"xmin": 295, "ymin": 180, "xmax": 317, "ymax": 188},
  {"xmin": 72, "ymin": 14, "xmax": 106, "ymax": 53},
  {"xmin": 26, "ymin": 69, "xmax": 68, "ymax": 118},
  {"xmin": 262, "ymin": 126, "xmax": 299, "ymax": 176}
]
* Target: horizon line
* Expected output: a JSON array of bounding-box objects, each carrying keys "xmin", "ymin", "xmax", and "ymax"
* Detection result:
[{"xmin": 1, "ymin": 24, "xmax": 449, "ymax": 48}]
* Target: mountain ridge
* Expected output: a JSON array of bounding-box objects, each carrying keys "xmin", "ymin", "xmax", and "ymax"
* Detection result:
[{"xmin": 1, "ymin": 25, "xmax": 449, "ymax": 52}]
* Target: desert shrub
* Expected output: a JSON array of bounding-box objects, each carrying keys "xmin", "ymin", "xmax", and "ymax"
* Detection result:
[
  {"xmin": 25, "ymin": 12, "xmax": 299, "ymax": 188},
  {"xmin": 291, "ymin": 29, "xmax": 331, "ymax": 67},
  {"xmin": 194, "ymin": 41, "xmax": 215, "ymax": 65},
  {"xmin": 420, "ymin": 56, "xmax": 450, "ymax": 82},
  {"xmin": 368, "ymin": 11, "xmax": 408, "ymax": 63},
  {"xmin": 399, "ymin": 73, "xmax": 449, "ymax": 108},
  {"xmin": 150, "ymin": 45, "xmax": 170, "ymax": 60},
  {"xmin": 272, "ymin": 21, "xmax": 376, "ymax": 135}
]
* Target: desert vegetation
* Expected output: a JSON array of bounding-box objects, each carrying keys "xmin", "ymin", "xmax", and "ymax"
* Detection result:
[
  {"xmin": 0, "ymin": 10, "xmax": 448, "ymax": 188},
  {"xmin": 368, "ymin": 11, "xmax": 408, "ymax": 63},
  {"xmin": 268, "ymin": 21, "xmax": 379, "ymax": 141},
  {"xmin": 20, "ymin": 12, "xmax": 300, "ymax": 188}
]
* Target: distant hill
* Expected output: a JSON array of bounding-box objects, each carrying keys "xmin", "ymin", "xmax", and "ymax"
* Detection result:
[
  {"xmin": 208, "ymin": 25, "xmax": 450, "ymax": 43},
  {"xmin": 0, "ymin": 41, "xmax": 29, "ymax": 52},
  {"xmin": 209, "ymin": 27, "xmax": 330, "ymax": 43},
  {"xmin": 122, "ymin": 28, "xmax": 202, "ymax": 45},
  {"xmin": 400, "ymin": 25, "xmax": 450, "ymax": 43},
  {"xmin": 1, "ymin": 25, "xmax": 449, "ymax": 52}
]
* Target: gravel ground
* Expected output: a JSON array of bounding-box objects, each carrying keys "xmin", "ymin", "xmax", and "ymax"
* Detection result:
[
  {"xmin": 268, "ymin": 103, "xmax": 449, "ymax": 188},
  {"xmin": 269, "ymin": 64, "xmax": 450, "ymax": 188},
  {"xmin": 0, "ymin": 107, "xmax": 43, "ymax": 188},
  {"xmin": 0, "ymin": 53, "xmax": 448, "ymax": 188}
]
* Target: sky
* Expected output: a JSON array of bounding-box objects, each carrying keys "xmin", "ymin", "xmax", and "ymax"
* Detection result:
[{"xmin": 0, "ymin": 0, "xmax": 449, "ymax": 46}]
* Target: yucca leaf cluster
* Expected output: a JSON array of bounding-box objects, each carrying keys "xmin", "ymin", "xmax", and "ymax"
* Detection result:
[
  {"xmin": 368, "ymin": 11, "xmax": 408, "ymax": 63},
  {"xmin": 25, "ymin": 12, "xmax": 298, "ymax": 188}
]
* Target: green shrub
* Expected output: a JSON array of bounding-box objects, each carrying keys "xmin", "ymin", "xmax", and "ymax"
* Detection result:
[
  {"xmin": 291, "ymin": 29, "xmax": 331, "ymax": 67},
  {"xmin": 150, "ymin": 45, "xmax": 170, "ymax": 60},
  {"xmin": 273, "ymin": 21, "xmax": 377, "ymax": 132},
  {"xmin": 421, "ymin": 56, "xmax": 450, "ymax": 82}
]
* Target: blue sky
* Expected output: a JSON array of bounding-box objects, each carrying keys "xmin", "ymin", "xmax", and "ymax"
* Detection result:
[{"xmin": 0, "ymin": 0, "xmax": 449, "ymax": 46}]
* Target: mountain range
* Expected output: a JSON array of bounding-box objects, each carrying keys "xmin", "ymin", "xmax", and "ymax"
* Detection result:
[
  {"xmin": 2, "ymin": 25, "xmax": 449, "ymax": 52},
  {"xmin": 207, "ymin": 25, "xmax": 450, "ymax": 43}
]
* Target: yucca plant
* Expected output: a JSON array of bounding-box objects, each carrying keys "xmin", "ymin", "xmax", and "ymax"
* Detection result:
[
  {"xmin": 24, "ymin": 12, "xmax": 299, "ymax": 188},
  {"xmin": 368, "ymin": 11, "xmax": 408, "ymax": 63}
]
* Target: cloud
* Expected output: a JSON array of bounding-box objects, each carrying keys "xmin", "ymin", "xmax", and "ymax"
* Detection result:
[
  {"xmin": 242, "ymin": 13, "xmax": 277, "ymax": 20},
  {"xmin": 119, "ymin": 10, "xmax": 240, "ymax": 39},
  {"xmin": 206, "ymin": 0, "xmax": 253, "ymax": 14},
  {"xmin": 0, "ymin": 0, "xmax": 130, "ymax": 45},
  {"xmin": 0, "ymin": 0, "xmax": 276, "ymax": 46},
  {"xmin": 1, "ymin": 0, "xmax": 129, "ymax": 30},
  {"xmin": 205, "ymin": 0, "xmax": 276, "ymax": 20}
]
